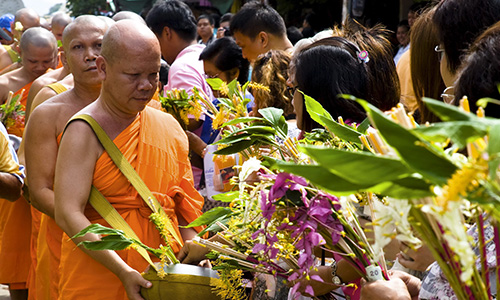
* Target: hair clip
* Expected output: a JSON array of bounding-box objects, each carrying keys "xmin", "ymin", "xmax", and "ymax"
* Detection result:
[{"xmin": 357, "ymin": 50, "xmax": 370, "ymax": 64}]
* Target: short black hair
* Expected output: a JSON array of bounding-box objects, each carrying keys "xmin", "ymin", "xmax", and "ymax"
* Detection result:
[
  {"xmin": 197, "ymin": 14, "xmax": 214, "ymax": 26},
  {"xmin": 230, "ymin": 1, "xmax": 286, "ymax": 40},
  {"xmin": 433, "ymin": 0, "xmax": 500, "ymax": 74},
  {"xmin": 287, "ymin": 26, "xmax": 303, "ymax": 45},
  {"xmin": 294, "ymin": 37, "xmax": 368, "ymax": 131},
  {"xmin": 220, "ymin": 13, "xmax": 233, "ymax": 24},
  {"xmin": 199, "ymin": 36, "xmax": 249, "ymax": 84},
  {"xmin": 146, "ymin": 0, "xmax": 197, "ymax": 42}
]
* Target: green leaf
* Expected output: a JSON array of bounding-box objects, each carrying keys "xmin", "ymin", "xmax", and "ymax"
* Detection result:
[
  {"xmin": 259, "ymin": 107, "xmax": 284, "ymax": 125},
  {"xmin": 214, "ymin": 139, "xmax": 254, "ymax": 155},
  {"xmin": 369, "ymin": 176, "xmax": 433, "ymax": 199},
  {"xmin": 212, "ymin": 191, "xmax": 240, "ymax": 202},
  {"xmin": 197, "ymin": 215, "xmax": 232, "ymax": 236},
  {"xmin": 303, "ymin": 92, "xmax": 334, "ymax": 128},
  {"xmin": 318, "ymin": 115, "xmax": 362, "ymax": 145},
  {"xmin": 79, "ymin": 236, "xmax": 133, "ymax": 251},
  {"xmin": 185, "ymin": 207, "xmax": 233, "ymax": 228},
  {"xmin": 276, "ymin": 162, "xmax": 432, "ymax": 198},
  {"xmin": 227, "ymin": 79, "xmax": 239, "ymax": 98},
  {"xmin": 357, "ymin": 118, "xmax": 370, "ymax": 134},
  {"xmin": 276, "ymin": 163, "xmax": 373, "ymax": 194},
  {"xmin": 301, "ymin": 146, "xmax": 413, "ymax": 185},
  {"xmin": 476, "ymin": 97, "xmax": 500, "ymax": 109},
  {"xmin": 72, "ymin": 223, "xmax": 125, "ymax": 239},
  {"xmin": 221, "ymin": 117, "xmax": 262, "ymax": 127},
  {"xmin": 206, "ymin": 78, "xmax": 224, "ymax": 90},
  {"xmin": 422, "ymin": 97, "xmax": 480, "ymax": 122},
  {"xmin": 258, "ymin": 107, "xmax": 288, "ymax": 139},
  {"xmin": 412, "ymin": 121, "xmax": 489, "ymax": 148},
  {"xmin": 215, "ymin": 133, "xmax": 253, "ymax": 145},
  {"xmin": 488, "ymin": 123, "xmax": 500, "ymax": 179},
  {"xmin": 304, "ymin": 93, "xmax": 362, "ymax": 144},
  {"xmin": 357, "ymin": 98, "xmax": 457, "ymax": 184}
]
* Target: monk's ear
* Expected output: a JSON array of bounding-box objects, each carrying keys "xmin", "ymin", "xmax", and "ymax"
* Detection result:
[
  {"xmin": 96, "ymin": 56, "xmax": 106, "ymax": 79},
  {"xmin": 60, "ymin": 51, "xmax": 68, "ymax": 69}
]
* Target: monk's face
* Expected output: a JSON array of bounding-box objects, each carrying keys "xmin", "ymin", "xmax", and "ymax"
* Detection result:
[
  {"xmin": 100, "ymin": 40, "xmax": 160, "ymax": 114},
  {"xmin": 22, "ymin": 44, "xmax": 57, "ymax": 78},
  {"xmin": 63, "ymin": 24, "xmax": 105, "ymax": 86}
]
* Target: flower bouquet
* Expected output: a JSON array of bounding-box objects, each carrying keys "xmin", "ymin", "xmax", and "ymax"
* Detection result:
[
  {"xmin": 278, "ymin": 94, "xmax": 500, "ymax": 300},
  {"xmin": 0, "ymin": 91, "xmax": 25, "ymax": 136}
]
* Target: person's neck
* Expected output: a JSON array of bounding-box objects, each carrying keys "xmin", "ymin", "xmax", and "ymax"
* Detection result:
[
  {"xmin": 268, "ymin": 36, "xmax": 293, "ymax": 54},
  {"xmin": 72, "ymin": 80, "xmax": 101, "ymax": 104}
]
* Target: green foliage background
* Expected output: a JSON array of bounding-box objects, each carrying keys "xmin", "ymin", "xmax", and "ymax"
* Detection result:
[{"xmin": 66, "ymin": 0, "xmax": 108, "ymax": 17}]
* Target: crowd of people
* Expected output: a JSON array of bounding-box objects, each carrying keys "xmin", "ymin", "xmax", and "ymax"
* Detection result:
[{"xmin": 0, "ymin": 0, "xmax": 499, "ymax": 299}]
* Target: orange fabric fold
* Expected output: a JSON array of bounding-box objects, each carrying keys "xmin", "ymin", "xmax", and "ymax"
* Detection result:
[
  {"xmin": 58, "ymin": 107, "xmax": 204, "ymax": 300},
  {"xmin": 0, "ymin": 196, "xmax": 32, "ymax": 285}
]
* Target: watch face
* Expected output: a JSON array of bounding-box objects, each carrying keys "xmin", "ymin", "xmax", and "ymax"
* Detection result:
[{"xmin": 332, "ymin": 276, "xmax": 342, "ymax": 285}]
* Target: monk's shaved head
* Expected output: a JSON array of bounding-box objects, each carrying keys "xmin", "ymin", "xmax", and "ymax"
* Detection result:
[
  {"xmin": 62, "ymin": 15, "xmax": 106, "ymax": 51},
  {"xmin": 20, "ymin": 27, "xmax": 57, "ymax": 53},
  {"xmin": 101, "ymin": 20, "xmax": 160, "ymax": 65},
  {"xmin": 112, "ymin": 11, "xmax": 146, "ymax": 24},
  {"xmin": 14, "ymin": 8, "xmax": 40, "ymax": 30},
  {"xmin": 97, "ymin": 16, "xmax": 115, "ymax": 28},
  {"xmin": 51, "ymin": 12, "xmax": 72, "ymax": 28}
]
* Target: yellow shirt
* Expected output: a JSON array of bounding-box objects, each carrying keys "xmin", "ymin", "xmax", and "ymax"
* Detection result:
[{"xmin": 396, "ymin": 50, "xmax": 418, "ymax": 112}]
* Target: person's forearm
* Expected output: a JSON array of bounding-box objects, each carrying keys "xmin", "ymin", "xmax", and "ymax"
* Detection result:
[
  {"xmin": 0, "ymin": 172, "xmax": 22, "ymax": 201},
  {"xmin": 177, "ymin": 215, "xmax": 199, "ymax": 241},
  {"xmin": 56, "ymin": 209, "xmax": 133, "ymax": 279},
  {"xmin": 30, "ymin": 187, "xmax": 55, "ymax": 218}
]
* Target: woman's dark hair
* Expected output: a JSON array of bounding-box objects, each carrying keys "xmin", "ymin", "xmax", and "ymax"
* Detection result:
[
  {"xmin": 332, "ymin": 19, "xmax": 400, "ymax": 111},
  {"xmin": 294, "ymin": 36, "xmax": 368, "ymax": 132},
  {"xmin": 410, "ymin": 7, "xmax": 446, "ymax": 123},
  {"xmin": 433, "ymin": 0, "xmax": 500, "ymax": 75},
  {"xmin": 199, "ymin": 37, "xmax": 249, "ymax": 84},
  {"xmin": 251, "ymin": 50, "xmax": 294, "ymax": 118},
  {"xmin": 455, "ymin": 21, "xmax": 500, "ymax": 118},
  {"xmin": 146, "ymin": 0, "xmax": 197, "ymax": 41}
]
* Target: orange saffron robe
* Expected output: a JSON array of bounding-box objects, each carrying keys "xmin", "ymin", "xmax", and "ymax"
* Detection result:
[
  {"xmin": 28, "ymin": 83, "xmax": 68, "ymax": 300},
  {"xmin": 0, "ymin": 125, "xmax": 29, "ymax": 289},
  {"xmin": 58, "ymin": 106, "xmax": 204, "ymax": 300}
]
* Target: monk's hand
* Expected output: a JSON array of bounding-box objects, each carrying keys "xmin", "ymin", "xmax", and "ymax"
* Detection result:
[
  {"xmin": 177, "ymin": 239, "xmax": 210, "ymax": 265},
  {"xmin": 119, "ymin": 267, "xmax": 151, "ymax": 300}
]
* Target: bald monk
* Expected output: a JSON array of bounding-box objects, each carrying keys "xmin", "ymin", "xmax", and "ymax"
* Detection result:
[
  {"xmin": 112, "ymin": 11, "xmax": 146, "ymax": 24},
  {"xmin": 54, "ymin": 20, "xmax": 203, "ymax": 300},
  {"xmin": 0, "ymin": 26, "xmax": 57, "ymax": 113},
  {"xmin": 24, "ymin": 15, "xmax": 107, "ymax": 300},
  {"xmin": 50, "ymin": 13, "xmax": 72, "ymax": 42},
  {"xmin": 0, "ymin": 8, "xmax": 41, "ymax": 72},
  {"xmin": 24, "ymin": 14, "xmax": 73, "ymax": 117}
]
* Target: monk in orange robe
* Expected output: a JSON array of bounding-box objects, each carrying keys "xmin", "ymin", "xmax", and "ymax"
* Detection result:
[
  {"xmin": 0, "ymin": 27, "xmax": 58, "ymax": 135},
  {"xmin": 54, "ymin": 20, "xmax": 204, "ymax": 300},
  {"xmin": 0, "ymin": 123, "xmax": 26, "ymax": 299},
  {"xmin": 23, "ymin": 16, "xmax": 109, "ymax": 300},
  {"xmin": 0, "ymin": 27, "xmax": 57, "ymax": 300}
]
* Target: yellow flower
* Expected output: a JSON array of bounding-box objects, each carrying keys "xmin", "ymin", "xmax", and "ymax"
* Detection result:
[
  {"xmin": 212, "ymin": 110, "xmax": 226, "ymax": 129},
  {"xmin": 210, "ymin": 260, "xmax": 246, "ymax": 300},
  {"xmin": 219, "ymin": 81, "xmax": 229, "ymax": 97},
  {"xmin": 247, "ymin": 82, "xmax": 271, "ymax": 93},
  {"xmin": 435, "ymin": 161, "xmax": 486, "ymax": 207}
]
